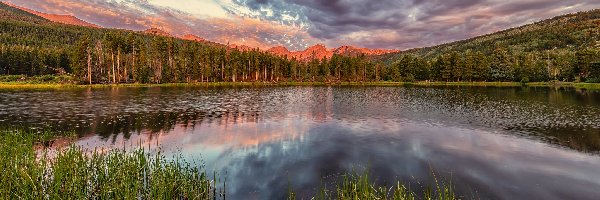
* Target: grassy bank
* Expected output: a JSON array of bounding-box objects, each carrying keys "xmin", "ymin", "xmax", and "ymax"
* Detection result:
[
  {"xmin": 0, "ymin": 128, "xmax": 457, "ymax": 199},
  {"xmin": 1, "ymin": 75, "xmax": 599, "ymax": 89},
  {"xmin": 0, "ymin": 128, "xmax": 223, "ymax": 199},
  {"xmin": 2, "ymin": 80, "xmax": 600, "ymax": 89}
]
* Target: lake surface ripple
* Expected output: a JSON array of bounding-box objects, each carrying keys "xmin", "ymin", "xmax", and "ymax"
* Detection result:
[{"xmin": 1, "ymin": 86, "xmax": 599, "ymax": 199}]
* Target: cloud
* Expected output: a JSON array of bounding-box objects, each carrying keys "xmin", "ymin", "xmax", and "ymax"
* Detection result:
[
  {"xmin": 6, "ymin": 0, "xmax": 317, "ymax": 50},
  {"xmin": 6, "ymin": 0, "xmax": 600, "ymax": 50},
  {"xmin": 228, "ymin": 0, "xmax": 600, "ymax": 49}
]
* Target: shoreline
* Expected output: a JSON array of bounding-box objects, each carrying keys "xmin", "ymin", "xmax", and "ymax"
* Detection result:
[{"xmin": 0, "ymin": 81, "xmax": 599, "ymax": 90}]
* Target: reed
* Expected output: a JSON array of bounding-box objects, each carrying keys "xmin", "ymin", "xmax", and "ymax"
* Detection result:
[
  {"xmin": 0, "ymin": 128, "xmax": 223, "ymax": 200},
  {"xmin": 290, "ymin": 171, "xmax": 456, "ymax": 200},
  {"xmin": 1, "ymin": 128, "xmax": 458, "ymax": 199}
]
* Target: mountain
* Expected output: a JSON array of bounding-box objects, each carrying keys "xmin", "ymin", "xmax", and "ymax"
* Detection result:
[
  {"xmin": 334, "ymin": 46, "xmax": 399, "ymax": 57},
  {"xmin": 267, "ymin": 46, "xmax": 290, "ymax": 55},
  {"xmin": 4, "ymin": 2, "xmax": 100, "ymax": 28},
  {"xmin": 268, "ymin": 44, "xmax": 399, "ymax": 60},
  {"xmin": 144, "ymin": 28, "xmax": 172, "ymax": 37},
  {"xmin": 228, "ymin": 44, "xmax": 254, "ymax": 52},
  {"xmin": 181, "ymin": 34, "xmax": 205, "ymax": 42}
]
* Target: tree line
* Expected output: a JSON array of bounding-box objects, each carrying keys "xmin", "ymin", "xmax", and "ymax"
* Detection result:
[
  {"xmin": 2, "ymin": 31, "xmax": 600, "ymax": 83},
  {"xmin": 66, "ymin": 32, "xmax": 383, "ymax": 84},
  {"xmin": 0, "ymin": 3, "xmax": 599, "ymax": 83},
  {"xmin": 387, "ymin": 48, "xmax": 600, "ymax": 83}
]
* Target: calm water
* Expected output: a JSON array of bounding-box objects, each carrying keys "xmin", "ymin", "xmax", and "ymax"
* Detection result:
[{"xmin": 1, "ymin": 86, "xmax": 600, "ymax": 199}]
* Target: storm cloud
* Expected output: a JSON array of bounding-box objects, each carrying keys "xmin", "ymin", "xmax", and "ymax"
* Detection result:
[
  {"xmin": 228, "ymin": 0, "xmax": 600, "ymax": 49},
  {"xmin": 6, "ymin": 0, "xmax": 600, "ymax": 50}
]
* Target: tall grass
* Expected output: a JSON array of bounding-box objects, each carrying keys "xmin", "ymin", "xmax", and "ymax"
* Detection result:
[
  {"xmin": 290, "ymin": 171, "xmax": 457, "ymax": 200},
  {"xmin": 0, "ymin": 129, "xmax": 223, "ymax": 199},
  {"xmin": 1, "ymin": 128, "xmax": 459, "ymax": 199}
]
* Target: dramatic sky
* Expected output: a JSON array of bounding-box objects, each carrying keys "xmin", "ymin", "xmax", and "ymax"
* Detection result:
[{"xmin": 7, "ymin": 0, "xmax": 600, "ymax": 50}]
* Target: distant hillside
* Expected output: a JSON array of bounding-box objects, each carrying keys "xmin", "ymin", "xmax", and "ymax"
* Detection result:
[
  {"xmin": 0, "ymin": 2, "xmax": 48, "ymax": 24},
  {"xmin": 3, "ymin": 2, "xmax": 100, "ymax": 28},
  {"xmin": 381, "ymin": 9, "xmax": 600, "ymax": 62},
  {"xmin": 372, "ymin": 9, "xmax": 600, "ymax": 83}
]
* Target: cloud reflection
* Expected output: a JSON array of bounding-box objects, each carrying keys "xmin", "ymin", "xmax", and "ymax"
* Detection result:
[{"xmin": 75, "ymin": 115, "xmax": 600, "ymax": 199}]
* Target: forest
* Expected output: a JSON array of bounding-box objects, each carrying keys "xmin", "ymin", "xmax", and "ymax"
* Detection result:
[{"xmin": 0, "ymin": 2, "xmax": 599, "ymax": 84}]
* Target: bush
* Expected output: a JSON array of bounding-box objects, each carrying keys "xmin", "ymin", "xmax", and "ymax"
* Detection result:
[
  {"xmin": 585, "ymin": 77, "xmax": 600, "ymax": 83},
  {"xmin": 37, "ymin": 74, "xmax": 56, "ymax": 82},
  {"xmin": 0, "ymin": 75, "xmax": 25, "ymax": 82}
]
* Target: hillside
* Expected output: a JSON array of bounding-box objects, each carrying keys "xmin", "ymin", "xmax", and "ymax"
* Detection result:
[
  {"xmin": 374, "ymin": 9, "xmax": 600, "ymax": 83},
  {"xmin": 382, "ymin": 9, "xmax": 600, "ymax": 61},
  {"xmin": 3, "ymin": 2, "xmax": 99, "ymax": 28},
  {"xmin": 0, "ymin": 2, "xmax": 47, "ymax": 24}
]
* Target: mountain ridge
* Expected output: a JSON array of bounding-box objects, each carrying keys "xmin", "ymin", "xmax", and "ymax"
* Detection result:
[{"xmin": 268, "ymin": 44, "xmax": 399, "ymax": 61}]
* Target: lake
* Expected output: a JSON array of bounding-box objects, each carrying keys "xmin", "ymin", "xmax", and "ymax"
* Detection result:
[{"xmin": 1, "ymin": 86, "xmax": 599, "ymax": 199}]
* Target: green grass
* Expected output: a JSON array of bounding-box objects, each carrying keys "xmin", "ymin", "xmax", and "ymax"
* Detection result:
[
  {"xmin": 1, "ymin": 74, "xmax": 600, "ymax": 90},
  {"xmin": 2, "ymin": 75, "xmax": 600, "ymax": 90},
  {"xmin": 0, "ymin": 128, "xmax": 223, "ymax": 199},
  {"xmin": 1, "ymin": 127, "xmax": 459, "ymax": 199},
  {"xmin": 289, "ymin": 170, "xmax": 456, "ymax": 200},
  {"xmin": 0, "ymin": 75, "xmax": 75, "ymax": 84},
  {"xmin": 573, "ymin": 83, "xmax": 600, "ymax": 90}
]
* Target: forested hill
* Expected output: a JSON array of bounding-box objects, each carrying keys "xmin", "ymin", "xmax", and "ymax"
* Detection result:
[
  {"xmin": 383, "ymin": 9, "xmax": 600, "ymax": 60},
  {"xmin": 0, "ymin": 2, "xmax": 48, "ymax": 24},
  {"xmin": 376, "ymin": 9, "xmax": 600, "ymax": 83}
]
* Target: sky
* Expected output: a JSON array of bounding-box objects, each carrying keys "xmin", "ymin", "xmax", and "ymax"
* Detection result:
[{"xmin": 7, "ymin": 0, "xmax": 600, "ymax": 50}]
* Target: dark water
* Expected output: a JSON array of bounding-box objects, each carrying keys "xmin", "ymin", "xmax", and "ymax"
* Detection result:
[{"xmin": 1, "ymin": 86, "xmax": 600, "ymax": 199}]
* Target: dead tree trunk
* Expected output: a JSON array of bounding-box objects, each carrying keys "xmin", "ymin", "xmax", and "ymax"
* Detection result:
[
  {"xmin": 87, "ymin": 46, "xmax": 92, "ymax": 84},
  {"xmin": 111, "ymin": 52, "xmax": 116, "ymax": 83},
  {"xmin": 117, "ymin": 48, "xmax": 121, "ymax": 83}
]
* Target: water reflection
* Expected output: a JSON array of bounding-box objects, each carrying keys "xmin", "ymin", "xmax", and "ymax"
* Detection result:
[
  {"xmin": 74, "ymin": 116, "xmax": 600, "ymax": 199},
  {"xmin": 1, "ymin": 86, "xmax": 600, "ymax": 199}
]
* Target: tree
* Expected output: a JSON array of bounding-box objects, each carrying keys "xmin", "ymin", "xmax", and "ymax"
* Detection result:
[
  {"xmin": 71, "ymin": 35, "xmax": 92, "ymax": 83},
  {"xmin": 490, "ymin": 48, "xmax": 513, "ymax": 81}
]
